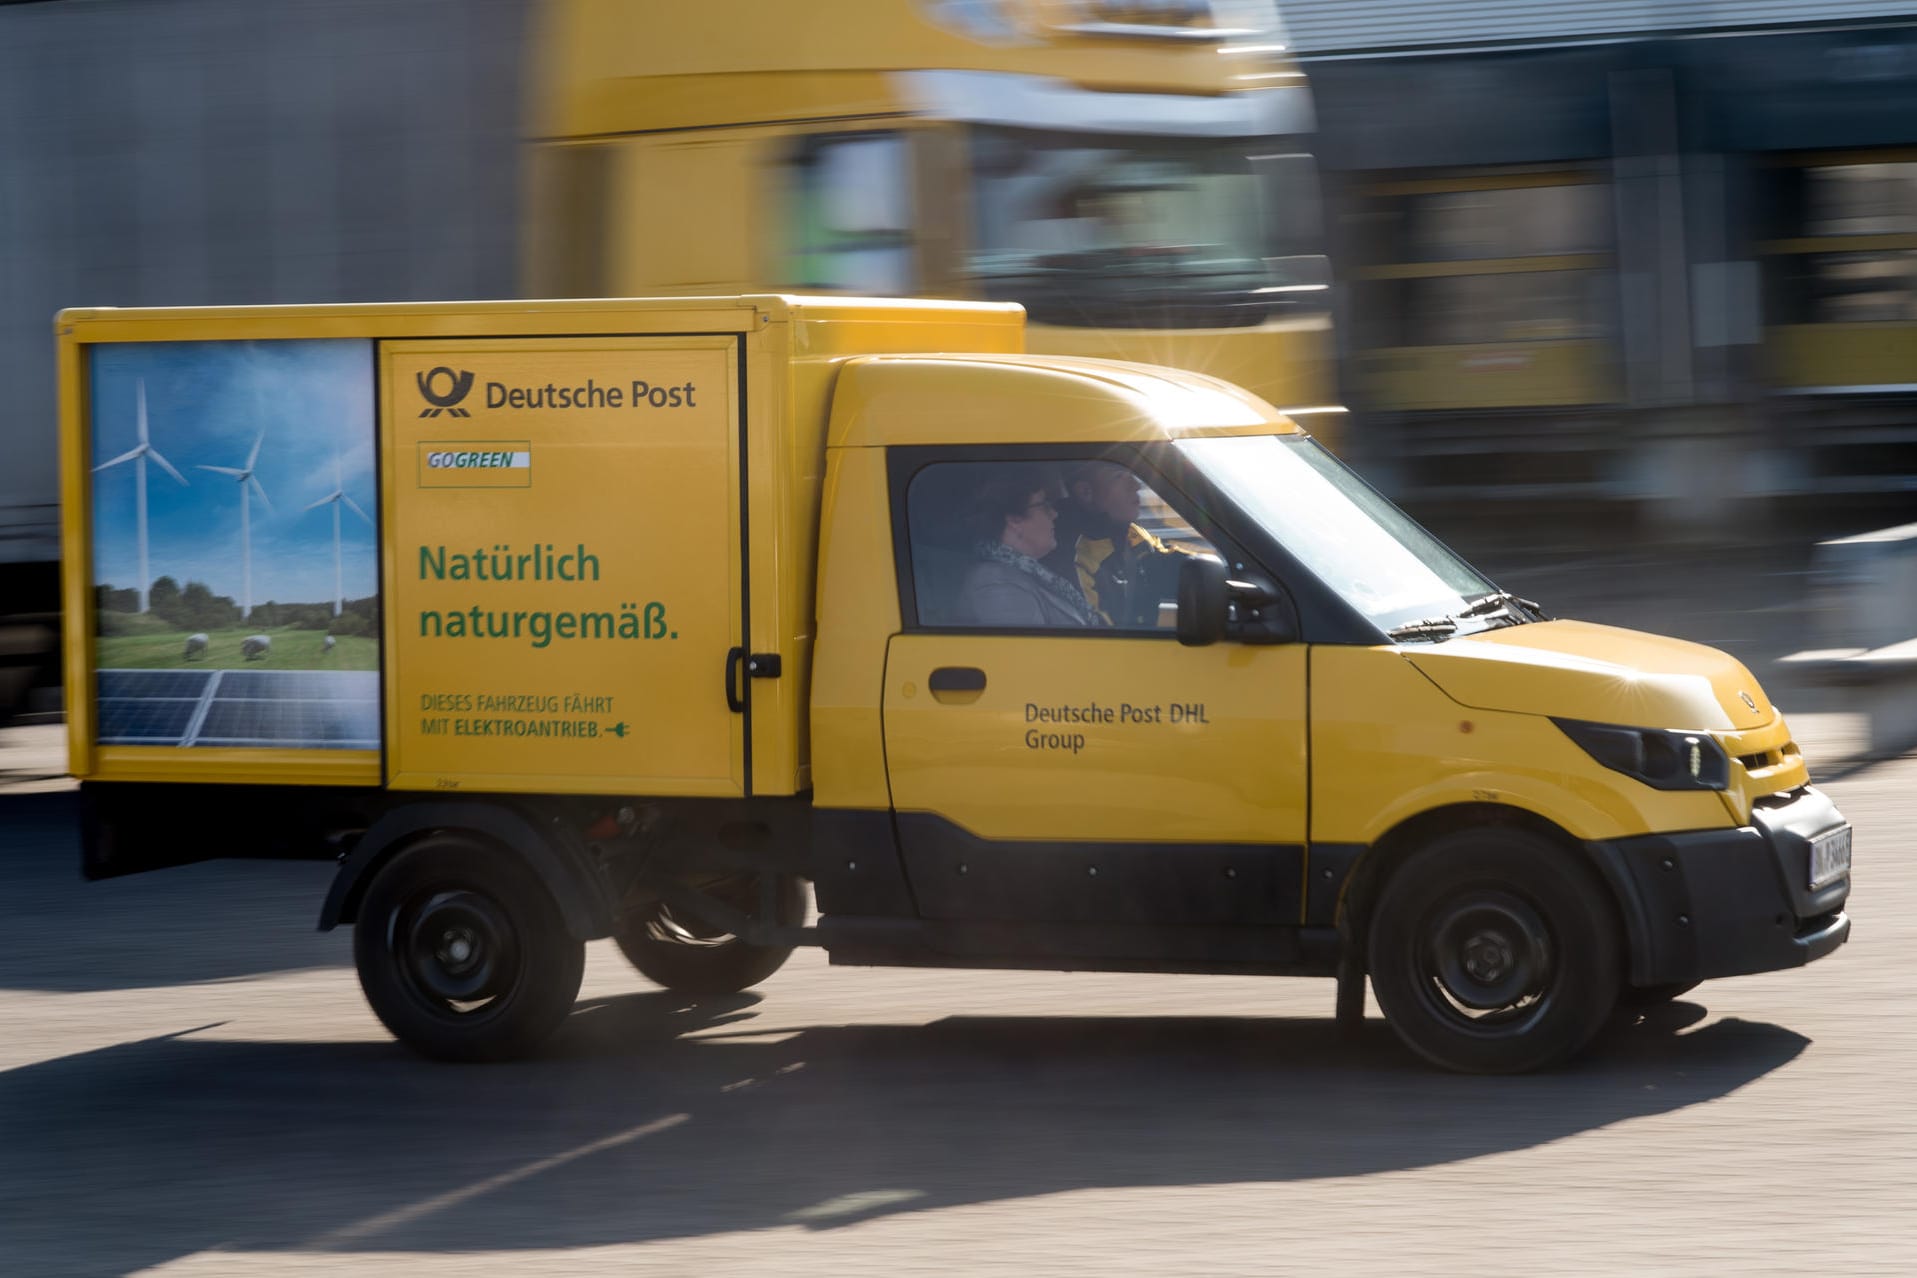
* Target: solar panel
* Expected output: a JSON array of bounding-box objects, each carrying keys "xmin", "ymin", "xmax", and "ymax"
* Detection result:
[
  {"xmin": 97, "ymin": 697, "xmax": 200, "ymax": 744},
  {"xmin": 218, "ymin": 669, "xmax": 378, "ymax": 699},
  {"xmin": 97, "ymin": 670, "xmax": 216, "ymax": 700},
  {"xmin": 96, "ymin": 666, "xmax": 381, "ymax": 750},
  {"xmin": 195, "ymin": 696, "xmax": 380, "ymax": 748}
]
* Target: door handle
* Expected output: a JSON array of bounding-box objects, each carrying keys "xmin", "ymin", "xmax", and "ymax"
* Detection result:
[
  {"xmin": 726, "ymin": 647, "xmax": 786, "ymax": 714},
  {"xmin": 724, "ymin": 647, "xmax": 746, "ymax": 713},
  {"xmin": 928, "ymin": 667, "xmax": 986, "ymax": 693},
  {"xmin": 928, "ymin": 667, "xmax": 986, "ymax": 703}
]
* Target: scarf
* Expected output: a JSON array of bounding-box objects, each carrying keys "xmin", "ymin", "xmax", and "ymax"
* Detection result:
[{"xmin": 974, "ymin": 539, "xmax": 1102, "ymax": 626}]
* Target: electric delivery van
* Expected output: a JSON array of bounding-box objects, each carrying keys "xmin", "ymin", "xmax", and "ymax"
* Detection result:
[{"xmin": 58, "ymin": 295, "xmax": 1852, "ymax": 1073}]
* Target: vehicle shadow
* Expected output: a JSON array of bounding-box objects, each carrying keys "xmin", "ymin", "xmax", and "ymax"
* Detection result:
[
  {"xmin": 0, "ymin": 991, "xmax": 1805, "ymax": 1274},
  {"xmin": 0, "ymin": 792, "xmax": 350, "ymax": 992}
]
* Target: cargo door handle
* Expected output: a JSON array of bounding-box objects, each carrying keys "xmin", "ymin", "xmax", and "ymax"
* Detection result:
[
  {"xmin": 726, "ymin": 647, "xmax": 783, "ymax": 713},
  {"xmin": 928, "ymin": 666, "xmax": 986, "ymax": 704},
  {"xmin": 725, "ymin": 647, "xmax": 747, "ymax": 713}
]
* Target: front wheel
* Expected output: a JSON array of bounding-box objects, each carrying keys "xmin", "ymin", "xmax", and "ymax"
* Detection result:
[
  {"xmin": 615, "ymin": 873, "xmax": 806, "ymax": 995},
  {"xmin": 1366, "ymin": 828, "xmax": 1620, "ymax": 1074},
  {"xmin": 353, "ymin": 835, "xmax": 585, "ymax": 1062}
]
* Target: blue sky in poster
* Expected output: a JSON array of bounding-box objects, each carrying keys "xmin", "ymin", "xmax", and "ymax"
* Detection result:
[{"xmin": 90, "ymin": 339, "xmax": 377, "ymax": 607}]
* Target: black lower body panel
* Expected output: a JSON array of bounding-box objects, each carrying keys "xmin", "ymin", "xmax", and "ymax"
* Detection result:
[
  {"xmin": 80, "ymin": 780, "xmax": 384, "ymax": 880},
  {"xmin": 1587, "ymin": 786, "xmax": 1852, "ymax": 986},
  {"xmin": 817, "ymin": 914, "xmax": 1340, "ymax": 978}
]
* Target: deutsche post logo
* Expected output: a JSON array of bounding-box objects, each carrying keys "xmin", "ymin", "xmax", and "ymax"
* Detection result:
[{"xmin": 417, "ymin": 367, "xmax": 476, "ymax": 418}]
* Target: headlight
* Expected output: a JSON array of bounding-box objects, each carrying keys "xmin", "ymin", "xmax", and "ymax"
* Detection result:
[{"xmin": 1551, "ymin": 719, "xmax": 1730, "ymax": 791}]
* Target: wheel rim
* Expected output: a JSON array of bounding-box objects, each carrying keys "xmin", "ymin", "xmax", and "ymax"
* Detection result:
[
  {"xmin": 1413, "ymin": 886, "xmax": 1556, "ymax": 1037},
  {"xmin": 639, "ymin": 875, "xmax": 765, "ymax": 949},
  {"xmin": 394, "ymin": 888, "xmax": 521, "ymax": 1016},
  {"xmin": 644, "ymin": 902, "xmax": 733, "ymax": 949}
]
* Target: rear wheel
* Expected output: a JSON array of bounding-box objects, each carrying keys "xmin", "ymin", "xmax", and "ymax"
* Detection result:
[
  {"xmin": 1366, "ymin": 827, "xmax": 1620, "ymax": 1074},
  {"xmin": 353, "ymin": 835, "xmax": 585, "ymax": 1062},
  {"xmin": 615, "ymin": 872, "xmax": 806, "ymax": 995}
]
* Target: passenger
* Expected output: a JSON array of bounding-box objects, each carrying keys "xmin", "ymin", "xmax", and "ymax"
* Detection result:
[
  {"xmin": 954, "ymin": 465, "xmax": 1102, "ymax": 628},
  {"xmin": 1045, "ymin": 460, "xmax": 1191, "ymax": 627}
]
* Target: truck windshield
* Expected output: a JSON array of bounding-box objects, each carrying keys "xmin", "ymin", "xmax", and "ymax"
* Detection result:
[
  {"xmin": 967, "ymin": 126, "xmax": 1328, "ymax": 329},
  {"xmin": 1176, "ymin": 434, "xmax": 1499, "ymax": 635}
]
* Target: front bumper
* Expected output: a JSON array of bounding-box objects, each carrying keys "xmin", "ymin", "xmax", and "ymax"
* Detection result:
[{"xmin": 1587, "ymin": 786, "xmax": 1851, "ymax": 986}]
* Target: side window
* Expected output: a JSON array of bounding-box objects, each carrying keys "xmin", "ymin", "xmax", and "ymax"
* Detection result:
[
  {"xmin": 905, "ymin": 458, "xmax": 1217, "ymax": 632},
  {"xmin": 784, "ymin": 134, "xmax": 916, "ymax": 294}
]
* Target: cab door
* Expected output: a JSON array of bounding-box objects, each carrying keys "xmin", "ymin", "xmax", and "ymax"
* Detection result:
[{"xmin": 880, "ymin": 452, "xmax": 1308, "ymax": 932}]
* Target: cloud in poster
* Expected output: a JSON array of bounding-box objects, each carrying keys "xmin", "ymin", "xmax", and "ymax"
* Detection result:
[{"xmin": 90, "ymin": 340, "xmax": 377, "ymax": 606}]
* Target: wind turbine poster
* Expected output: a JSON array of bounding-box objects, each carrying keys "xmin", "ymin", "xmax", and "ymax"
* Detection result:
[{"xmin": 88, "ymin": 340, "xmax": 381, "ymax": 750}]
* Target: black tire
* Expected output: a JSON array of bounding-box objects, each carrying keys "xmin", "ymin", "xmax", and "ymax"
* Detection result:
[
  {"xmin": 1366, "ymin": 827, "xmax": 1620, "ymax": 1074},
  {"xmin": 614, "ymin": 873, "xmax": 806, "ymax": 995},
  {"xmin": 353, "ymin": 834, "xmax": 585, "ymax": 1062},
  {"xmin": 1618, "ymin": 980, "xmax": 1700, "ymax": 1007}
]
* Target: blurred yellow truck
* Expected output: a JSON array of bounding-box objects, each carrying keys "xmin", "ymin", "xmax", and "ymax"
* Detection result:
[{"xmin": 58, "ymin": 295, "xmax": 1852, "ymax": 1072}]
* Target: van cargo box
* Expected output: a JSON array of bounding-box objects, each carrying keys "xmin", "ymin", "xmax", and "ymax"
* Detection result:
[{"xmin": 58, "ymin": 295, "xmax": 1023, "ymax": 797}]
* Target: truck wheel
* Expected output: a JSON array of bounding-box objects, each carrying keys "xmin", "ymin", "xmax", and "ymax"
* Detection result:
[
  {"xmin": 353, "ymin": 835, "xmax": 585, "ymax": 1062},
  {"xmin": 615, "ymin": 873, "xmax": 806, "ymax": 995},
  {"xmin": 1618, "ymin": 980, "xmax": 1700, "ymax": 1007},
  {"xmin": 1366, "ymin": 827, "xmax": 1619, "ymax": 1074}
]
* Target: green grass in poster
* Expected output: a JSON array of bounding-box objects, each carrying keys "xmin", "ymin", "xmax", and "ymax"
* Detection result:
[{"xmin": 97, "ymin": 627, "xmax": 378, "ymax": 670}]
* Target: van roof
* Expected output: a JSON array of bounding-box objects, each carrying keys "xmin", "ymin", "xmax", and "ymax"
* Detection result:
[
  {"xmin": 827, "ymin": 353, "xmax": 1302, "ymax": 448},
  {"xmin": 55, "ymin": 294, "xmax": 1023, "ymax": 339}
]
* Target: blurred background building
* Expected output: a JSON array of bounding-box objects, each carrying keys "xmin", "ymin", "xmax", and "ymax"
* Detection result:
[
  {"xmin": 1283, "ymin": 1, "xmax": 1917, "ymax": 507},
  {"xmin": 6, "ymin": 0, "xmax": 1917, "ymax": 718},
  {"xmin": 0, "ymin": 0, "xmax": 528, "ymax": 716}
]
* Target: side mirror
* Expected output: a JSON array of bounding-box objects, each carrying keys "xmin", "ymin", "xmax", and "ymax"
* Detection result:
[{"xmin": 1176, "ymin": 554, "xmax": 1229, "ymax": 647}]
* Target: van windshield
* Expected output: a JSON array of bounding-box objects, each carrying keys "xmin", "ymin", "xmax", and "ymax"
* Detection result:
[{"xmin": 1176, "ymin": 434, "xmax": 1499, "ymax": 635}]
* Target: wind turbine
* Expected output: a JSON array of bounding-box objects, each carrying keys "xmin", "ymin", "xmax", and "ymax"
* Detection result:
[
  {"xmin": 197, "ymin": 432, "xmax": 272, "ymax": 620},
  {"xmin": 304, "ymin": 450, "xmax": 372, "ymax": 616},
  {"xmin": 92, "ymin": 379, "xmax": 189, "ymax": 613}
]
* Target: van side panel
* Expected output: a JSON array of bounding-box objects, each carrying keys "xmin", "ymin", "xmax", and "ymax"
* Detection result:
[
  {"xmin": 810, "ymin": 444, "xmax": 898, "ymax": 811},
  {"xmin": 57, "ymin": 319, "xmax": 95, "ymax": 780},
  {"xmin": 748, "ymin": 304, "xmax": 1025, "ymax": 797},
  {"xmin": 1310, "ymin": 645, "xmax": 1735, "ymax": 847},
  {"xmin": 744, "ymin": 319, "xmax": 811, "ymax": 795},
  {"xmin": 383, "ymin": 334, "xmax": 747, "ymax": 797}
]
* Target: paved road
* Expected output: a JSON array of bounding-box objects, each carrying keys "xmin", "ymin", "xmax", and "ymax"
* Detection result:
[{"xmin": 0, "ymin": 750, "xmax": 1909, "ymax": 1278}]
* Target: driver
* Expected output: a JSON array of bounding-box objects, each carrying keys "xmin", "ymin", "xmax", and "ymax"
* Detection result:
[{"xmin": 1044, "ymin": 461, "xmax": 1193, "ymax": 628}]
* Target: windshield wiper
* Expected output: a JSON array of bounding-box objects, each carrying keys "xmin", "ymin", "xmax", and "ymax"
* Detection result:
[
  {"xmin": 1455, "ymin": 591, "xmax": 1542, "ymax": 621},
  {"xmin": 1389, "ymin": 593, "xmax": 1539, "ymax": 643},
  {"xmin": 1386, "ymin": 617, "xmax": 1458, "ymax": 642}
]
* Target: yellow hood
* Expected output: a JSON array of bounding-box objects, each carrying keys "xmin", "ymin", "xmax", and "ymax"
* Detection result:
[{"xmin": 1402, "ymin": 620, "xmax": 1774, "ymax": 732}]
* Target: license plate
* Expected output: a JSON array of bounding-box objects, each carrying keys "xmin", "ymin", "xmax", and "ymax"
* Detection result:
[{"xmin": 1810, "ymin": 826, "xmax": 1852, "ymax": 890}]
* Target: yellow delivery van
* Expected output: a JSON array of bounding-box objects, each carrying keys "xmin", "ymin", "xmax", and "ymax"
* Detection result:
[{"xmin": 58, "ymin": 295, "xmax": 1851, "ymax": 1073}]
